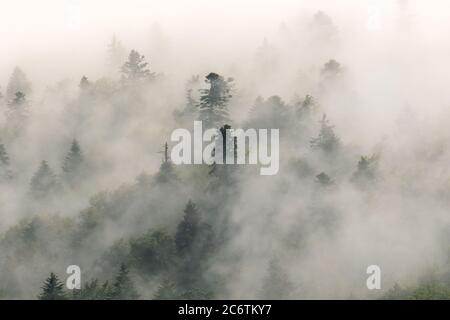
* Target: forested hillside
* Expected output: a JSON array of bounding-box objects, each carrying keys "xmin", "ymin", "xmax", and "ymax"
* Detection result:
[{"xmin": 1, "ymin": 1, "xmax": 450, "ymax": 300}]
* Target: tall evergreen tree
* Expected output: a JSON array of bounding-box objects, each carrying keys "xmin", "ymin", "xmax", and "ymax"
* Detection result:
[
  {"xmin": 351, "ymin": 155, "xmax": 379, "ymax": 187},
  {"xmin": 5, "ymin": 91, "xmax": 30, "ymax": 139},
  {"xmin": 198, "ymin": 72, "xmax": 233, "ymax": 129},
  {"xmin": 62, "ymin": 139, "xmax": 84, "ymax": 183},
  {"xmin": 0, "ymin": 143, "xmax": 12, "ymax": 181},
  {"xmin": 121, "ymin": 50, "xmax": 153, "ymax": 83},
  {"xmin": 175, "ymin": 200, "xmax": 201, "ymax": 256},
  {"xmin": 107, "ymin": 34, "xmax": 126, "ymax": 77},
  {"xmin": 6, "ymin": 67, "xmax": 32, "ymax": 101},
  {"xmin": 111, "ymin": 264, "xmax": 139, "ymax": 300},
  {"xmin": 30, "ymin": 161, "xmax": 59, "ymax": 199},
  {"xmin": 259, "ymin": 259, "xmax": 294, "ymax": 299},
  {"xmin": 38, "ymin": 273, "xmax": 66, "ymax": 300},
  {"xmin": 310, "ymin": 114, "xmax": 340, "ymax": 153}
]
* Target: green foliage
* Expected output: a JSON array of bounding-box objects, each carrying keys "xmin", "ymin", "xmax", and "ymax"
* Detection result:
[
  {"xmin": 38, "ymin": 273, "xmax": 67, "ymax": 300},
  {"xmin": 198, "ymin": 72, "xmax": 233, "ymax": 129},
  {"xmin": 72, "ymin": 279, "xmax": 114, "ymax": 300},
  {"xmin": 111, "ymin": 264, "xmax": 139, "ymax": 300},
  {"xmin": 129, "ymin": 229, "xmax": 176, "ymax": 274}
]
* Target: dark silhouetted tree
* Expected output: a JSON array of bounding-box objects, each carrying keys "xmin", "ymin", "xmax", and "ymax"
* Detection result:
[
  {"xmin": 38, "ymin": 273, "xmax": 66, "ymax": 300},
  {"xmin": 198, "ymin": 72, "xmax": 233, "ymax": 129},
  {"xmin": 351, "ymin": 155, "xmax": 379, "ymax": 187},
  {"xmin": 111, "ymin": 264, "xmax": 139, "ymax": 300}
]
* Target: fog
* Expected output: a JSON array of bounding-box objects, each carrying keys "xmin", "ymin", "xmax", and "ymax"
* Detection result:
[{"xmin": 1, "ymin": 0, "xmax": 450, "ymax": 300}]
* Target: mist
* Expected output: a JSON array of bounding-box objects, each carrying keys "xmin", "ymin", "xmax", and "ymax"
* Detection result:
[{"xmin": 1, "ymin": 0, "xmax": 450, "ymax": 300}]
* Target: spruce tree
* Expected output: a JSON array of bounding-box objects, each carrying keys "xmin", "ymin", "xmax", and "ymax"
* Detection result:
[
  {"xmin": 121, "ymin": 50, "xmax": 153, "ymax": 83},
  {"xmin": 5, "ymin": 91, "xmax": 30, "ymax": 139},
  {"xmin": 259, "ymin": 259, "xmax": 294, "ymax": 299},
  {"xmin": 62, "ymin": 139, "xmax": 84, "ymax": 183},
  {"xmin": 0, "ymin": 143, "xmax": 12, "ymax": 181},
  {"xmin": 198, "ymin": 72, "xmax": 233, "ymax": 129},
  {"xmin": 6, "ymin": 67, "xmax": 32, "ymax": 101},
  {"xmin": 111, "ymin": 264, "xmax": 139, "ymax": 300},
  {"xmin": 310, "ymin": 114, "xmax": 340, "ymax": 153},
  {"xmin": 175, "ymin": 200, "xmax": 201, "ymax": 256},
  {"xmin": 30, "ymin": 161, "xmax": 59, "ymax": 199},
  {"xmin": 107, "ymin": 35, "xmax": 126, "ymax": 77},
  {"xmin": 38, "ymin": 273, "xmax": 66, "ymax": 300}
]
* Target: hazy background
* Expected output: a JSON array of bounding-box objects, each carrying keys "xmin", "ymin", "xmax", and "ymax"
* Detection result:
[{"xmin": 1, "ymin": 0, "xmax": 450, "ymax": 300}]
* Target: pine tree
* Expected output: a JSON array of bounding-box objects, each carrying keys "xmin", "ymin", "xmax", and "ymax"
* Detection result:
[
  {"xmin": 107, "ymin": 34, "xmax": 126, "ymax": 77},
  {"xmin": 259, "ymin": 259, "xmax": 294, "ymax": 299},
  {"xmin": 111, "ymin": 264, "xmax": 139, "ymax": 300},
  {"xmin": 175, "ymin": 201, "xmax": 213, "ymax": 289},
  {"xmin": 62, "ymin": 139, "xmax": 84, "ymax": 183},
  {"xmin": 0, "ymin": 143, "xmax": 12, "ymax": 181},
  {"xmin": 198, "ymin": 72, "xmax": 233, "ymax": 129},
  {"xmin": 30, "ymin": 161, "xmax": 59, "ymax": 199},
  {"xmin": 310, "ymin": 114, "xmax": 340, "ymax": 153},
  {"xmin": 175, "ymin": 200, "xmax": 201, "ymax": 256},
  {"xmin": 79, "ymin": 75, "xmax": 91, "ymax": 91},
  {"xmin": 5, "ymin": 91, "xmax": 30, "ymax": 139},
  {"xmin": 296, "ymin": 94, "xmax": 316, "ymax": 120},
  {"xmin": 72, "ymin": 279, "xmax": 114, "ymax": 300},
  {"xmin": 174, "ymin": 76, "xmax": 201, "ymax": 125},
  {"xmin": 6, "ymin": 67, "xmax": 32, "ymax": 101},
  {"xmin": 156, "ymin": 142, "xmax": 177, "ymax": 183},
  {"xmin": 153, "ymin": 279, "xmax": 180, "ymax": 300},
  {"xmin": 121, "ymin": 50, "xmax": 153, "ymax": 83},
  {"xmin": 351, "ymin": 155, "xmax": 378, "ymax": 187},
  {"xmin": 38, "ymin": 273, "xmax": 66, "ymax": 300}
]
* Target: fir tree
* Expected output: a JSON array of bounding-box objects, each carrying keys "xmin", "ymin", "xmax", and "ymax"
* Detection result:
[
  {"xmin": 259, "ymin": 259, "xmax": 294, "ymax": 299},
  {"xmin": 156, "ymin": 142, "xmax": 177, "ymax": 183},
  {"xmin": 62, "ymin": 139, "xmax": 84, "ymax": 183},
  {"xmin": 310, "ymin": 114, "xmax": 340, "ymax": 153},
  {"xmin": 121, "ymin": 50, "xmax": 153, "ymax": 83},
  {"xmin": 107, "ymin": 34, "xmax": 126, "ymax": 77},
  {"xmin": 0, "ymin": 143, "xmax": 12, "ymax": 181},
  {"xmin": 6, "ymin": 67, "xmax": 32, "ymax": 101},
  {"xmin": 198, "ymin": 72, "xmax": 233, "ymax": 129},
  {"xmin": 30, "ymin": 161, "xmax": 59, "ymax": 199},
  {"xmin": 175, "ymin": 200, "xmax": 201, "ymax": 256},
  {"xmin": 38, "ymin": 273, "xmax": 66, "ymax": 300},
  {"xmin": 351, "ymin": 155, "xmax": 379, "ymax": 187},
  {"xmin": 111, "ymin": 264, "xmax": 139, "ymax": 300},
  {"xmin": 5, "ymin": 91, "xmax": 30, "ymax": 139}
]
